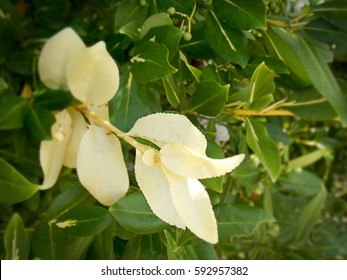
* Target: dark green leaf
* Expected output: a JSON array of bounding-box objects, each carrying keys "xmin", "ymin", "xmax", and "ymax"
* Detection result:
[
  {"xmin": 110, "ymin": 71, "xmax": 160, "ymax": 132},
  {"xmin": 206, "ymin": 10, "xmax": 250, "ymax": 67},
  {"xmin": 109, "ymin": 192, "xmax": 170, "ymax": 234},
  {"xmin": 34, "ymin": 90, "xmax": 73, "ymax": 110},
  {"xmin": 6, "ymin": 50, "xmax": 38, "ymax": 76},
  {"xmin": 25, "ymin": 105, "xmax": 55, "ymax": 141},
  {"xmin": 139, "ymin": 13, "xmax": 172, "ymax": 39},
  {"xmin": 157, "ymin": 0, "xmax": 194, "ymax": 14},
  {"xmin": 54, "ymin": 206, "xmax": 113, "ymax": 237},
  {"xmin": 216, "ymin": 204, "xmax": 273, "ymax": 241},
  {"xmin": 0, "ymin": 94, "xmax": 28, "ymax": 130},
  {"xmin": 245, "ymin": 118, "xmax": 281, "ymax": 181},
  {"xmin": 0, "ymin": 158, "xmax": 39, "ymax": 204},
  {"xmin": 32, "ymin": 220, "xmax": 67, "ymax": 260},
  {"xmin": 46, "ymin": 185, "xmax": 95, "ymax": 220},
  {"xmin": 213, "ymin": 0, "xmax": 266, "ymax": 30},
  {"xmin": 304, "ymin": 19, "xmax": 347, "ymax": 44},
  {"xmin": 4, "ymin": 213, "xmax": 30, "ymax": 260},
  {"xmin": 231, "ymin": 159, "xmax": 260, "ymax": 190},
  {"xmin": 295, "ymin": 183, "xmax": 327, "ymax": 243},
  {"xmin": 131, "ymin": 41, "xmax": 177, "ymax": 82},
  {"xmin": 187, "ymin": 80, "xmax": 229, "ymax": 117},
  {"xmin": 115, "ymin": 1, "xmax": 147, "ymax": 31},
  {"xmin": 164, "ymin": 230, "xmax": 183, "ymax": 260},
  {"xmin": 88, "ymin": 225, "xmax": 114, "ymax": 260}
]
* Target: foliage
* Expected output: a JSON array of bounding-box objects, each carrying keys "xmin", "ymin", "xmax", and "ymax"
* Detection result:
[{"xmin": 0, "ymin": 0, "xmax": 347, "ymax": 260}]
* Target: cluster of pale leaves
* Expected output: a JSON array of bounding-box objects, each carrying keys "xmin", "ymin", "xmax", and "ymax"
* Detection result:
[{"xmin": 39, "ymin": 28, "xmax": 245, "ymax": 244}]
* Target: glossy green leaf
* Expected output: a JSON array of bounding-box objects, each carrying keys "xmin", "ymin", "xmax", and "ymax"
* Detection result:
[
  {"xmin": 157, "ymin": 0, "xmax": 194, "ymax": 14},
  {"xmin": 0, "ymin": 158, "xmax": 40, "ymax": 204},
  {"xmin": 142, "ymin": 25, "xmax": 184, "ymax": 60},
  {"xmin": 109, "ymin": 192, "xmax": 170, "ymax": 234},
  {"xmin": 4, "ymin": 213, "xmax": 30, "ymax": 260},
  {"xmin": 295, "ymin": 183, "xmax": 327, "ymax": 243},
  {"xmin": 245, "ymin": 118, "xmax": 281, "ymax": 182},
  {"xmin": 0, "ymin": 94, "xmax": 28, "ymax": 130},
  {"xmin": 131, "ymin": 41, "xmax": 177, "ymax": 82},
  {"xmin": 46, "ymin": 185, "xmax": 95, "ymax": 220},
  {"xmin": 32, "ymin": 220, "xmax": 67, "ymax": 260},
  {"xmin": 164, "ymin": 230, "xmax": 183, "ymax": 260},
  {"xmin": 187, "ymin": 80, "xmax": 229, "ymax": 117},
  {"xmin": 109, "ymin": 71, "xmax": 160, "ymax": 132},
  {"xmin": 26, "ymin": 105, "xmax": 55, "ymax": 141},
  {"xmin": 216, "ymin": 204, "xmax": 273, "ymax": 241},
  {"xmin": 139, "ymin": 13, "xmax": 172, "ymax": 39},
  {"xmin": 279, "ymin": 170, "xmax": 324, "ymax": 197},
  {"xmin": 304, "ymin": 19, "xmax": 347, "ymax": 44},
  {"xmin": 206, "ymin": 10, "xmax": 250, "ymax": 67},
  {"xmin": 230, "ymin": 159, "xmax": 260, "ymax": 189},
  {"xmin": 119, "ymin": 20, "xmax": 142, "ymax": 42},
  {"xmin": 54, "ymin": 206, "xmax": 113, "ymax": 237},
  {"xmin": 213, "ymin": 0, "xmax": 266, "ymax": 30},
  {"xmin": 162, "ymin": 76, "xmax": 185, "ymax": 107},
  {"xmin": 34, "ymin": 90, "xmax": 73, "ymax": 110},
  {"xmin": 246, "ymin": 62, "xmax": 275, "ymax": 110}
]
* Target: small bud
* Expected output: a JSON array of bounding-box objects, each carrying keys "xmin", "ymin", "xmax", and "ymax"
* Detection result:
[
  {"xmin": 167, "ymin": 7, "xmax": 175, "ymax": 15},
  {"xmin": 183, "ymin": 32, "xmax": 192, "ymax": 41}
]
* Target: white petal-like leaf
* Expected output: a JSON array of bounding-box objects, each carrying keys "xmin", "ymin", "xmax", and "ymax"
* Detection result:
[
  {"xmin": 40, "ymin": 110, "xmax": 72, "ymax": 190},
  {"xmin": 38, "ymin": 27, "xmax": 85, "ymax": 90},
  {"xmin": 126, "ymin": 113, "xmax": 207, "ymax": 153},
  {"xmin": 134, "ymin": 150, "xmax": 186, "ymax": 229},
  {"xmin": 77, "ymin": 125, "xmax": 128, "ymax": 206},
  {"xmin": 66, "ymin": 41, "xmax": 120, "ymax": 106},
  {"xmin": 165, "ymin": 171, "xmax": 218, "ymax": 244},
  {"xmin": 63, "ymin": 108, "xmax": 87, "ymax": 168},
  {"xmin": 161, "ymin": 143, "xmax": 245, "ymax": 179}
]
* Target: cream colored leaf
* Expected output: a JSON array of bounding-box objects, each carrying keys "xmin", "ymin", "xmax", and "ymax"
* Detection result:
[
  {"xmin": 40, "ymin": 110, "xmax": 72, "ymax": 190},
  {"xmin": 134, "ymin": 150, "xmax": 186, "ymax": 229},
  {"xmin": 77, "ymin": 125, "xmax": 128, "ymax": 206},
  {"xmin": 165, "ymin": 170, "xmax": 218, "ymax": 244},
  {"xmin": 66, "ymin": 41, "xmax": 119, "ymax": 105},
  {"xmin": 63, "ymin": 108, "xmax": 87, "ymax": 168},
  {"xmin": 161, "ymin": 143, "xmax": 245, "ymax": 179},
  {"xmin": 38, "ymin": 27, "xmax": 85, "ymax": 90},
  {"xmin": 126, "ymin": 113, "xmax": 207, "ymax": 153}
]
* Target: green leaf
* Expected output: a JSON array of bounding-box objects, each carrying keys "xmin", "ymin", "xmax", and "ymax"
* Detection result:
[
  {"xmin": 287, "ymin": 148, "xmax": 330, "ymax": 170},
  {"xmin": 109, "ymin": 192, "xmax": 170, "ymax": 234},
  {"xmin": 122, "ymin": 234, "xmax": 166, "ymax": 260},
  {"xmin": 0, "ymin": 94, "xmax": 28, "ymax": 130},
  {"xmin": 4, "ymin": 213, "xmax": 30, "ymax": 260},
  {"xmin": 88, "ymin": 225, "xmax": 114, "ymax": 260},
  {"xmin": 206, "ymin": 10, "xmax": 250, "ymax": 67},
  {"xmin": 304, "ymin": 19, "xmax": 347, "ymax": 44},
  {"xmin": 264, "ymin": 27, "xmax": 312, "ymax": 87},
  {"xmin": 247, "ymin": 62, "xmax": 275, "ymax": 110},
  {"xmin": 245, "ymin": 118, "xmax": 281, "ymax": 181},
  {"xmin": 6, "ymin": 50, "xmax": 38, "ymax": 75},
  {"xmin": 216, "ymin": 204, "xmax": 273, "ymax": 241},
  {"xmin": 164, "ymin": 230, "xmax": 183, "ymax": 260},
  {"xmin": 46, "ymin": 185, "xmax": 95, "ymax": 220},
  {"xmin": 131, "ymin": 41, "xmax": 177, "ymax": 82},
  {"xmin": 142, "ymin": 25, "xmax": 184, "ymax": 60},
  {"xmin": 0, "ymin": 158, "xmax": 40, "ymax": 204},
  {"xmin": 230, "ymin": 159, "xmax": 260, "ymax": 190},
  {"xmin": 32, "ymin": 220, "xmax": 67, "ymax": 260},
  {"xmin": 213, "ymin": 0, "xmax": 266, "ymax": 30},
  {"xmin": 109, "ymin": 71, "xmax": 160, "ymax": 132},
  {"xmin": 279, "ymin": 170, "xmax": 324, "ymax": 197},
  {"xmin": 187, "ymin": 80, "xmax": 229, "ymax": 117},
  {"xmin": 294, "ymin": 35, "xmax": 347, "ymax": 126},
  {"xmin": 119, "ymin": 20, "xmax": 143, "ymax": 42},
  {"xmin": 115, "ymin": 1, "xmax": 147, "ymax": 31},
  {"xmin": 26, "ymin": 105, "xmax": 55, "ymax": 141},
  {"xmin": 295, "ymin": 183, "xmax": 327, "ymax": 243},
  {"xmin": 34, "ymin": 90, "xmax": 73, "ymax": 110},
  {"xmin": 162, "ymin": 76, "xmax": 185, "ymax": 107},
  {"xmin": 139, "ymin": 12, "xmax": 172, "ymax": 39},
  {"xmin": 54, "ymin": 206, "xmax": 113, "ymax": 237}
]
